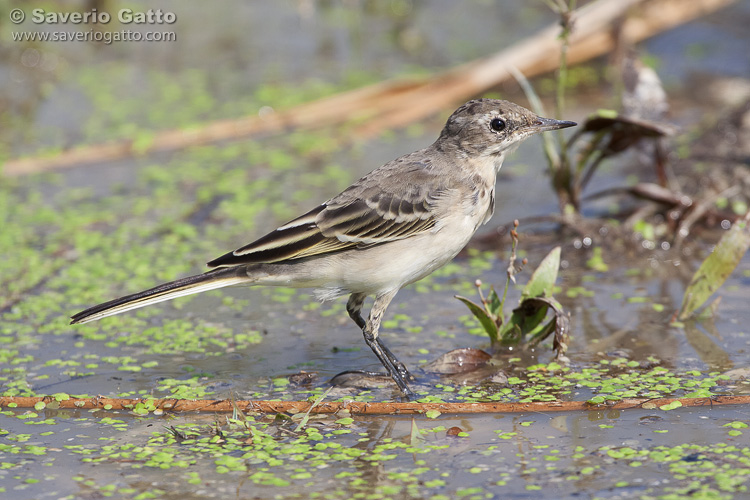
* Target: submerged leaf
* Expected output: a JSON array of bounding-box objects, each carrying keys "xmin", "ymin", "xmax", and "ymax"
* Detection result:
[
  {"xmin": 329, "ymin": 371, "xmax": 392, "ymax": 389},
  {"xmin": 424, "ymin": 348, "xmax": 492, "ymax": 375},
  {"xmin": 410, "ymin": 418, "xmax": 425, "ymax": 446},
  {"xmin": 679, "ymin": 220, "xmax": 750, "ymax": 320}
]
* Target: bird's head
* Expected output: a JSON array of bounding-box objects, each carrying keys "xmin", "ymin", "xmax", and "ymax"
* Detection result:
[{"xmin": 436, "ymin": 98, "xmax": 576, "ymax": 162}]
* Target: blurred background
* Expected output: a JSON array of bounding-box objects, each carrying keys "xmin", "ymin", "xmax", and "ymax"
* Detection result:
[{"xmin": 2, "ymin": 1, "xmax": 750, "ymax": 498}]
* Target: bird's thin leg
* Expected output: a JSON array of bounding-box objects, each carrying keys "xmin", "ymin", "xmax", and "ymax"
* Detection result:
[
  {"xmin": 346, "ymin": 293, "xmax": 368, "ymax": 330},
  {"xmin": 378, "ymin": 342, "xmax": 413, "ymax": 382},
  {"xmin": 346, "ymin": 293, "xmax": 412, "ymax": 382},
  {"xmin": 360, "ymin": 290, "xmax": 415, "ymax": 398}
]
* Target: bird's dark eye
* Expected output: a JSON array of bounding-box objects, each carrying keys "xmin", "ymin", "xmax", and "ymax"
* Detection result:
[{"xmin": 490, "ymin": 118, "xmax": 506, "ymax": 132}]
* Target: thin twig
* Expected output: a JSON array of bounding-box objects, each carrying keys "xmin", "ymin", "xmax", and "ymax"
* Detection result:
[{"xmin": 1, "ymin": 394, "xmax": 747, "ymax": 414}]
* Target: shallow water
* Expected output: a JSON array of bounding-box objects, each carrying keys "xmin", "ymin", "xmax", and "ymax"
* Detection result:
[{"xmin": 2, "ymin": 1, "xmax": 750, "ymax": 499}]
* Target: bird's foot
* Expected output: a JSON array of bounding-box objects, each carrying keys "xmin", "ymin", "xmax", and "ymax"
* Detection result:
[{"xmin": 330, "ymin": 369, "xmax": 416, "ymax": 400}]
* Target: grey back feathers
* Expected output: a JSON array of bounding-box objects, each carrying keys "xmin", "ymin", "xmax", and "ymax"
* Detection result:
[{"xmin": 209, "ymin": 99, "xmax": 556, "ymax": 269}]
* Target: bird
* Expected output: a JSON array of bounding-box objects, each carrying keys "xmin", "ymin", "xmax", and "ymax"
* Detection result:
[{"xmin": 71, "ymin": 98, "xmax": 576, "ymax": 399}]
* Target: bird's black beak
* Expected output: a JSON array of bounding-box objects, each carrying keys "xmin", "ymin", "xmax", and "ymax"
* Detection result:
[{"xmin": 532, "ymin": 116, "xmax": 577, "ymax": 132}]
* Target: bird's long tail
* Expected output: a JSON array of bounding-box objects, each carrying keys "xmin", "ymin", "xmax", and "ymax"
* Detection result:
[{"xmin": 70, "ymin": 267, "xmax": 249, "ymax": 325}]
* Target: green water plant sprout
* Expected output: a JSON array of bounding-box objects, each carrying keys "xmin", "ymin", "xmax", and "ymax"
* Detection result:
[{"xmin": 455, "ymin": 221, "xmax": 568, "ymax": 356}]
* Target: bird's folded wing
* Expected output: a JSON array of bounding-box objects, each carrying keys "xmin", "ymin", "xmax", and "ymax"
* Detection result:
[{"xmin": 206, "ymin": 192, "xmax": 439, "ymax": 267}]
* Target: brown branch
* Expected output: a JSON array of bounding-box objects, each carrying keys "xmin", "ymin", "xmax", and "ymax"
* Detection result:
[
  {"xmin": 2, "ymin": 0, "xmax": 735, "ymax": 176},
  {"xmin": 2, "ymin": 395, "xmax": 748, "ymax": 415},
  {"xmin": 350, "ymin": 0, "xmax": 736, "ymax": 137}
]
